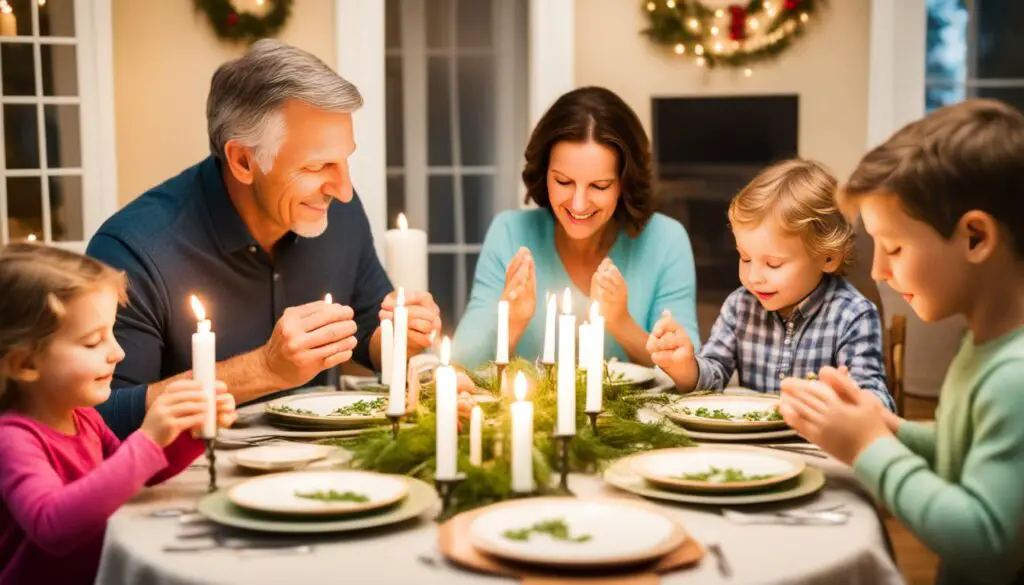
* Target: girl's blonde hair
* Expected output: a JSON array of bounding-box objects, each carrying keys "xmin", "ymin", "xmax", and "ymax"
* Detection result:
[
  {"xmin": 0, "ymin": 244, "xmax": 127, "ymax": 410},
  {"xmin": 728, "ymin": 158, "xmax": 854, "ymax": 273}
]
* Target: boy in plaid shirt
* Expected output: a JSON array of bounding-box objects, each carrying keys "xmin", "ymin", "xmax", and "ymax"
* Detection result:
[{"xmin": 647, "ymin": 159, "xmax": 893, "ymax": 410}]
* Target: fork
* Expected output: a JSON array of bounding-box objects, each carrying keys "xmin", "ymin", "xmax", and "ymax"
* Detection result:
[{"xmin": 706, "ymin": 542, "xmax": 732, "ymax": 578}]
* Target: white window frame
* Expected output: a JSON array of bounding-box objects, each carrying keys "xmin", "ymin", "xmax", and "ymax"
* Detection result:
[
  {"xmin": 0, "ymin": 0, "xmax": 117, "ymax": 252},
  {"xmin": 334, "ymin": 0, "xmax": 574, "ymax": 249}
]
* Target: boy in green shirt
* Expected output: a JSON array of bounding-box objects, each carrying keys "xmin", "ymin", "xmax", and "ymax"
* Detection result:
[{"xmin": 779, "ymin": 99, "xmax": 1024, "ymax": 585}]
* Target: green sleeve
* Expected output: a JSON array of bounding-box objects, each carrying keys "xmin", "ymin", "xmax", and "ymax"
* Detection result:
[
  {"xmin": 896, "ymin": 420, "xmax": 937, "ymax": 466},
  {"xmin": 853, "ymin": 363, "xmax": 1024, "ymax": 579}
]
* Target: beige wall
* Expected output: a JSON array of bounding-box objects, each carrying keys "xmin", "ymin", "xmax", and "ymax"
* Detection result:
[
  {"xmin": 574, "ymin": 0, "xmax": 871, "ymax": 181},
  {"xmin": 112, "ymin": 0, "xmax": 337, "ymax": 206}
]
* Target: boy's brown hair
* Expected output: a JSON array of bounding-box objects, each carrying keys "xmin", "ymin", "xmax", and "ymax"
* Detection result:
[
  {"xmin": 0, "ymin": 244, "xmax": 127, "ymax": 410},
  {"xmin": 844, "ymin": 99, "xmax": 1024, "ymax": 257},
  {"xmin": 729, "ymin": 158, "xmax": 854, "ymax": 274}
]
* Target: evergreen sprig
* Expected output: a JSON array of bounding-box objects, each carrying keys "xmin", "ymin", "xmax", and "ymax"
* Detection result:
[{"xmin": 321, "ymin": 358, "xmax": 693, "ymax": 514}]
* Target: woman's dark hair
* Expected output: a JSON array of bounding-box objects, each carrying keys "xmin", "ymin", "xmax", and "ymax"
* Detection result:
[{"xmin": 522, "ymin": 86, "xmax": 654, "ymax": 236}]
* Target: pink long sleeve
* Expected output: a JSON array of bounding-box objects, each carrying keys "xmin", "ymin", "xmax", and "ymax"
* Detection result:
[
  {"xmin": 95, "ymin": 415, "xmax": 206, "ymax": 486},
  {"xmin": 0, "ymin": 416, "xmax": 166, "ymax": 556}
]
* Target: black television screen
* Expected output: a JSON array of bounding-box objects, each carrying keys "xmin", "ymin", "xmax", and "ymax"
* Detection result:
[{"xmin": 652, "ymin": 95, "xmax": 799, "ymax": 166}]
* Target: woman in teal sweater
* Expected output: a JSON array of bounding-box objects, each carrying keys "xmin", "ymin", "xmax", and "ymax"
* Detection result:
[{"xmin": 453, "ymin": 87, "xmax": 700, "ymax": 369}]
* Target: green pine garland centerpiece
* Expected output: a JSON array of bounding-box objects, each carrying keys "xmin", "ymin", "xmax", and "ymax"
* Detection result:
[{"xmin": 322, "ymin": 358, "xmax": 693, "ymax": 515}]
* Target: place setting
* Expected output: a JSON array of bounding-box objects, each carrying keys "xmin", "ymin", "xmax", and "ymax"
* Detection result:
[
  {"xmin": 182, "ymin": 469, "xmax": 439, "ymax": 538},
  {"xmin": 436, "ymin": 496, "xmax": 705, "ymax": 584},
  {"xmin": 603, "ymin": 444, "xmax": 828, "ymax": 508}
]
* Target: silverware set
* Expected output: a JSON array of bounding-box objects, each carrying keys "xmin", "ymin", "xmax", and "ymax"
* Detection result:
[
  {"xmin": 760, "ymin": 443, "xmax": 829, "ymax": 459},
  {"xmin": 722, "ymin": 503, "xmax": 850, "ymax": 526}
]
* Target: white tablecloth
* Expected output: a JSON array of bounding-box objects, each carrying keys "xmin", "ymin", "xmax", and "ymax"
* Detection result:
[{"xmin": 96, "ymin": 448, "xmax": 903, "ymax": 585}]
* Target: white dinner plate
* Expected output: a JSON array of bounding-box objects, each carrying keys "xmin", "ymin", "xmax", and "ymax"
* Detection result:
[
  {"xmin": 660, "ymin": 394, "xmax": 787, "ymax": 432},
  {"xmin": 228, "ymin": 470, "xmax": 409, "ymax": 516},
  {"xmin": 629, "ymin": 446, "xmax": 804, "ymax": 493},
  {"xmin": 264, "ymin": 392, "xmax": 389, "ymax": 428},
  {"xmin": 229, "ymin": 443, "xmax": 335, "ymax": 472},
  {"xmin": 467, "ymin": 497, "xmax": 685, "ymax": 568},
  {"xmin": 605, "ymin": 361, "xmax": 658, "ymax": 387}
]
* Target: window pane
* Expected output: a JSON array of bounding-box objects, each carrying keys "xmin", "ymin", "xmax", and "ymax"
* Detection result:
[
  {"xmin": 38, "ymin": 0, "xmax": 75, "ymax": 37},
  {"xmin": 7, "ymin": 176, "xmax": 42, "ymax": 241},
  {"xmin": 49, "ymin": 175, "xmax": 82, "ymax": 241},
  {"xmin": 386, "ymin": 56, "xmax": 404, "ymax": 167},
  {"xmin": 463, "ymin": 175, "xmax": 494, "ymax": 244},
  {"xmin": 925, "ymin": 0, "xmax": 967, "ymax": 112},
  {"xmin": 976, "ymin": 87, "xmax": 1024, "ymax": 114},
  {"xmin": 1, "ymin": 0, "xmax": 34, "ymax": 36},
  {"xmin": 426, "ymin": 0, "xmax": 452, "ymax": 49},
  {"xmin": 429, "ymin": 253, "xmax": 456, "ymax": 336},
  {"xmin": 41, "ymin": 44, "xmax": 77, "ymax": 96},
  {"xmin": 427, "ymin": 56, "xmax": 452, "ymax": 166},
  {"xmin": 458, "ymin": 56, "xmax": 495, "ymax": 166},
  {"xmin": 457, "ymin": 0, "xmax": 491, "ymax": 49},
  {"xmin": 926, "ymin": 83, "xmax": 966, "ymax": 113},
  {"xmin": 976, "ymin": 0, "xmax": 1024, "ymax": 78},
  {"xmin": 45, "ymin": 104, "xmax": 81, "ymax": 168},
  {"xmin": 428, "ymin": 174, "xmax": 454, "ymax": 243},
  {"xmin": 387, "ymin": 174, "xmax": 405, "ymax": 226},
  {"xmin": 2, "ymin": 43, "xmax": 36, "ymax": 95},
  {"xmin": 4, "ymin": 105, "xmax": 39, "ymax": 169},
  {"xmin": 385, "ymin": 0, "xmax": 401, "ymax": 49}
]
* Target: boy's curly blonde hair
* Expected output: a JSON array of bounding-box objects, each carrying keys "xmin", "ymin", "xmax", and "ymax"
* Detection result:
[{"xmin": 728, "ymin": 158, "xmax": 854, "ymax": 274}]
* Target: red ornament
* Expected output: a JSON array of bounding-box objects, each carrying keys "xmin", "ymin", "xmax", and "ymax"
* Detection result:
[
  {"xmin": 784, "ymin": 0, "xmax": 801, "ymax": 9},
  {"xmin": 226, "ymin": 12, "xmax": 239, "ymax": 26},
  {"xmin": 728, "ymin": 5, "xmax": 747, "ymax": 40}
]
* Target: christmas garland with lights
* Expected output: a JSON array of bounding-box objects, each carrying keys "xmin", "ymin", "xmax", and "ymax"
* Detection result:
[
  {"xmin": 641, "ymin": 0, "xmax": 823, "ymax": 70},
  {"xmin": 194, "ymin": 0, "xmax": 293, "ymax": 44},
  {"xmin": 320, "ymin": 358, "xmax": 695, "ymax": 515}
]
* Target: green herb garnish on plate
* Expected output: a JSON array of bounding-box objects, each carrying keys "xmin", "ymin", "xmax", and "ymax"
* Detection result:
[
  {"xmin": 294, "ymin": 489, "xmax": 370, "ymax": 503},
  {"xmin": 741, "ymin": 408, "xmax": 784, "ymax": 422},
  {"xmin": 269, "ymin": 404, "xmax": 317, "ymax": 416},
  {"xmin": 329, "ymin": 397, "xmax": 387, "ymax": 417},
  {"xmin": 502, "ymin": 518, "xmax": 592, "ymax": 543},
  {"xmin": 679, "ymin": 406, "xmax": 782, "ymax": 422},
  {"xmin": 674, "ymin": 466, "xmax": 775, "ymax": 483}
]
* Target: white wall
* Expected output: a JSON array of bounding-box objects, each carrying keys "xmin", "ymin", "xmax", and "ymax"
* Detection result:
[
  {"xmin": 575, "ymin": 0, "xmax": 871, "ymax": 180},
  {"xmin": 112, "ymin": 0, "xmax": 337, "ymax": 206}
]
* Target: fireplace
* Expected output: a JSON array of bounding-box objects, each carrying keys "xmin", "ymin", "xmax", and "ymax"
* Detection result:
[{"xmin": 652, "ymin": 95, "xmax": 799, "ymax": 340}]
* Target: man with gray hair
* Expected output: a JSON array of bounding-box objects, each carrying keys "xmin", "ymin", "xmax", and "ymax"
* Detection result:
[{"xmin": 88, "ymin": 40, "xmax": 439, "ymax": 438}]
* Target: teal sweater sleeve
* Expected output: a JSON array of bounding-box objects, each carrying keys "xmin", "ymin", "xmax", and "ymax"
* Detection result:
[
  {"xmin": 646, "ymin": 218, "xmax": 701, "ymax": 351},
  {"xmin": 854, "ymin": 363, "xmax": 1024, "ymax": 580},
  {"xmin": 453, "ymin": 212, "xmax": 515, "ymax": 369}
]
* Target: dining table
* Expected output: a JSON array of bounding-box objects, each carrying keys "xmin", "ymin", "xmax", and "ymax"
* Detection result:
[{"xmin": 95, "ymin": 378, "xmax": 906, "ymax": 585}]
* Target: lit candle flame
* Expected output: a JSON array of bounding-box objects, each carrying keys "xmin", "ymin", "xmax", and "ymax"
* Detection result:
[
  {"xmin": 441, "ymin": 336, "xmax": 450, "ymax": 366},
  {"xmin": 324, "ymin": 293, "xmax": 332, "ymax": 305},
  {"xmin": 397, "ymin": 287, "xmax": 405, "ymax": 306},
  {"xmin": 397, "ymin": 213, "xmax": 408, "ymax": 231},
  {"xmin": 190, "ymin": 295, "xmax": 206, "ymax": 322},
  {"xmin": 590, "ymin": 301, "xmax": 600, "ymax": 321},
  {"xmin": 514, "ymin": 371, "xmax": 527, "ymax": 401},
  {"xmin": 561, "ymin": 288, "xmax": 572, "ymax": 314}
]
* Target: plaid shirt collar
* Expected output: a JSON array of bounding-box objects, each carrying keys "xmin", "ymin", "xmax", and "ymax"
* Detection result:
[{"xmin": 774, "ymin": 275, "xmax": 835, "ymax": 328}]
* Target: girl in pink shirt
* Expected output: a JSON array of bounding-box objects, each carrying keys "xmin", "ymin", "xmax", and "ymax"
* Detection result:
[{"xmin": 0, "ymin": 244, "xmax": 237, "ymax": 585}]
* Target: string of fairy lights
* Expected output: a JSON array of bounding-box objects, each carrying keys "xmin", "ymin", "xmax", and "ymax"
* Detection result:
[{"xmin": 641, "ymin": 0, "xmax": 821, "ymax": 73}]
